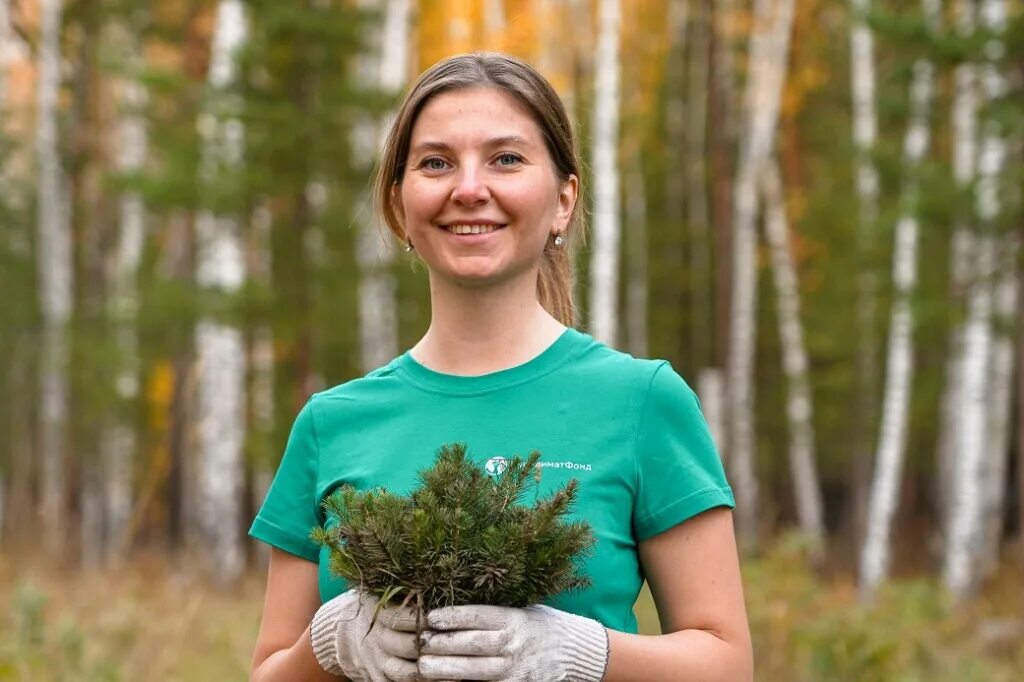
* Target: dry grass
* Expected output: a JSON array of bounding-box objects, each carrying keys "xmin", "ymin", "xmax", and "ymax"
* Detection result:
[
  {"xmin": 0, "ymin": 553, "xmax": 262, "ymax": 681},
  {"xmin": 1, "ymin": 540, "xmax": 1021, "ymax": 681}
]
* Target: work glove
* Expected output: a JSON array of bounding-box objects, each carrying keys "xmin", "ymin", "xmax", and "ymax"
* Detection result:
[
  {"xmin": 417, "ymin": 604, "xmax": 609, "ymax": 681},
  {"xmin": 310, "ymin": 588, "xmax": 422, "ymax": 682}
]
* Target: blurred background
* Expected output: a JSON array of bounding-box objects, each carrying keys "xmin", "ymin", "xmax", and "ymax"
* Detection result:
[{"xmin": 1, "ymin": 0, "xmax": 1023, "ymax": 679}]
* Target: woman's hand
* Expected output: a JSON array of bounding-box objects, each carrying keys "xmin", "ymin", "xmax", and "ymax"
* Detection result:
[
  {"xmin": 417, "ymin": 604, "xmax": 608, "ymax": 681},
  {"xmin": 310, "ymin": 589, "xmax": 422, "ymax": 682}
]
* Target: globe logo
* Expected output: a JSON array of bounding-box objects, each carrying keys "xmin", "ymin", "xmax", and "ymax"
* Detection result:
[{"xmin": 485, "ymin": 456, "xmax": 508, "ymax": 477}]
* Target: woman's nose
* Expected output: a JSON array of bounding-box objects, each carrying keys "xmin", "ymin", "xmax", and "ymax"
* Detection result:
[{"xmin": 450, "ymin": 167, "xmax": 491, "ymax": 206}]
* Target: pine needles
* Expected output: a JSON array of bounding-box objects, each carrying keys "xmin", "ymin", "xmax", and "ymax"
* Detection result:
[{"xmin": 310, "ymin": 442, "xmax": 595, "ymax": 616}]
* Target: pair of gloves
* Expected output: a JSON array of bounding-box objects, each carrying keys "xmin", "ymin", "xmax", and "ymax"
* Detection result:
[{"xmin": 310, "ymin": 589, "xmax": 609, "ymax": 682}]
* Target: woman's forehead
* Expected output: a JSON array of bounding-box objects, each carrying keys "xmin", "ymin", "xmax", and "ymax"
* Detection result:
[{"xmin": 410, "ymin": 87, "xmax": 544, "ymax": 147}]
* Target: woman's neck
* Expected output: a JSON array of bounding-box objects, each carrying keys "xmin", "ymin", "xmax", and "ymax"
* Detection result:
[{"xmin": 409, "ymin": 275, "xmax": 567, "ymax": 376}]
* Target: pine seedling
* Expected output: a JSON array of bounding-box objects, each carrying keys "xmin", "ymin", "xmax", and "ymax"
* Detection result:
[{"xmin": 310, "ymin": 442, "xmax": 595, "ymax": 631}]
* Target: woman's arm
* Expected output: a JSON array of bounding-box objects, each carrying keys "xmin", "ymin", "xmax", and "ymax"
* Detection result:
[
  {"xmin": 603, "ymin": 507, "xmax": 753, "ymax": 682},
  {"xmin": 250, "ymin": 548, "xmax": 340, "ymax": 682}
]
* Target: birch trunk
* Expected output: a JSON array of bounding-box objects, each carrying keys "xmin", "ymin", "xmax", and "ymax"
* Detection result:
[
  {"xmin": 761, "ymin": 160, "xmax": 825, "ymax": 554},
  {"xmin": 484, "ymin": 0, "xmax": 505, "ymax": 40},
  {"xmin": 195, "ymin": 0, "xmax": 249, "ymax": 584},
  {"xmin": 937, "ymin": 0, "xmax": 977, "ymax": 540},
  {"xmin": 698, "ymin": 367, "xmax": 726, "ymax": 455},
  {"xmin": 357, "ymin": 0, "xmax": 410, "ymax": 373},
  {"xmin": 977, "ymin": 0, "xmax": 1014, "ymax": 580},
  {"xmin": 0, "ymin": 0, "xmax": 12, "ymax": 105},
  {"xmin": 982, "ymin": 234, "xmax": 1017, "ymax": 576},
  {"xmin": 36, "ymin": 0, "xmax": 72, "ymax": 557},
  {"xmin": 102, "ymin": 26, "xmax": 149, "ymax": 561},
  {"xmin": 859, "ymin": 2, "xmax": 939, "ymax": 596},
  {"xmin": 848, "ymin": 0, "xmax": 881, "ymax": 544},
  {"xmin": 726, "ymin": 0, "xmax": 796, "ymax": 550},
  {"xmin": 946, "ymin": 0, "xmax": 1012, "ymax": 592},
  {"xmin": 588, "ymin": 0, "xmax": 622, "ymax": 346},
  {"xmin": 625, "ymin": 151, "xmax": 648, "ymax": 359}
]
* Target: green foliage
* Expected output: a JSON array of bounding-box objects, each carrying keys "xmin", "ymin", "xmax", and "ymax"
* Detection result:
[
  {"xmin": 312, "ymin": 443, "xmax": 595, "ymax": 617},
  {"xmin": 741, "ymin": 535, "xmax": 1023, "ymax": 682}
]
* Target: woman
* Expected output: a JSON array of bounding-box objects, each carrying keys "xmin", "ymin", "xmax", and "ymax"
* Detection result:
[{"xmin": 249, "ymin": 52, "xmax": 752, "ymax": 682}]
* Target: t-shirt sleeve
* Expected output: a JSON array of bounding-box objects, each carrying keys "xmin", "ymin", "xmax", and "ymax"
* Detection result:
[
  {"xmin": 248, "ymin": 397, "xmax": 322, "ymax": 562},
  {"xmin": 633, "ymin": 361, "xmax": 735, "ymax": 540}
]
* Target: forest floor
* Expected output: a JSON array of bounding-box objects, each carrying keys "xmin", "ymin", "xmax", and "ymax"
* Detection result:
[{"xmin": 1, "ymin": 538, "xmax": 1022, "ymax": 681}]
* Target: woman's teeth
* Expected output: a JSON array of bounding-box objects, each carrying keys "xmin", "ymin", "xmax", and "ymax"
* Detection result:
[{"xmin": 446, "ymin": 224, "xmax": 502, "ymax": 235}]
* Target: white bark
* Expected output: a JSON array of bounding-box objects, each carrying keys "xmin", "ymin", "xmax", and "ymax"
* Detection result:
[
  {"xmin": 0, "ymin": 0, "xmax": 14, "ymax": 105},
  {"xmin": 761, "ymin": 160, "xmax": 825, "ymax": 552},
  {"xmin": 860, "ymin": 3, "xmax": 938, "ymax": 596},
  {"xmin": 625, "ymin": 152, "xmax": 648, "ymax": 359},
  {"xmin": 698, "ymin": 367, "xmax": 726, "ymax": 458},
  {"xmin": 36, "ymin": 0, "xmax": 72, "ymax": 556},
  {"xmin": 946, "ymin": 0, "xmax": 1011, "ymax": 594},
  {"xmin": 102, "ymin": 25, "xmax": 149, "ymax": 560},
  {"xmin": 849, "ymin": 0, "xmax": 881, "ymax": 513},
  {"xmin": 484, "ymin": 0, "xmax": 505, "ymax": 39},
  {"xmin": 982, "ymin": 234, "xmax": 1017, "ymax": 575},
  {"xmin": 195, "ymin": 0, "xmax": 249, "ymax": 583},
  {"xmin": 937, "ymin": 0, "xmax": 978, "ymax": 537},
  {"xmin": 588, "ymin": 0, "xmax": 621, "ymax": 346},
  {"xmin": 356, "ymin": 0, "xmax": 410, "ymax": 372},
  {"xmin": 726, "ymin": 0, "xmax": 795, "ymax": 549}
]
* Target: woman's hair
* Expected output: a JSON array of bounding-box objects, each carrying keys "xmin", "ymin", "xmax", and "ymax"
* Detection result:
[{"xmin": 374, "ymin": 52, "xmax": 585, "ymax": 327}]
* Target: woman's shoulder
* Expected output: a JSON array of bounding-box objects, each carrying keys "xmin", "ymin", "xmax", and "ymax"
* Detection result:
[
  {"xmin": 306, "ymin": 356, "xmax": 407, "ymax": 407},
  {"xmin": 569, "ymin": 331, "xmax": 677, "ymax": 386}
]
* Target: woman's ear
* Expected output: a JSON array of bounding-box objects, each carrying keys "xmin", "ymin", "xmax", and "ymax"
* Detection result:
[
  {"xmin": 555, "ymin": 174, "xmax": 579, "ymax": 231},
  {"xmin": 391, "ymin": 182, "xmax": 405, "ymax": 226}
]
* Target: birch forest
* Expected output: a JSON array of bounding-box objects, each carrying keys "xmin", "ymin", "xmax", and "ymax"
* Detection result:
[{"xmin": 1, "ymin": 0, "xmax": 1023, "ymax": 679}]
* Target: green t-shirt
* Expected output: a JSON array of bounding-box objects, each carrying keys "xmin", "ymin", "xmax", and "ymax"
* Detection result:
[{"xmin": 249, "ymin": 327, "xmax": 734, "ymax": 634}]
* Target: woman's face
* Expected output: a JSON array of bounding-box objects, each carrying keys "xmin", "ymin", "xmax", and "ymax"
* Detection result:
[{"xmin": 396, "ymin": 86, "xmax": 577, "ymax": 288}]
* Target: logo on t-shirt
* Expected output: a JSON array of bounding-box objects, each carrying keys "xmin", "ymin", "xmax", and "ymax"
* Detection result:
[
  {"xmin": 484, "ymin": 455, "xmax": 592, "ymax": 478},
  {"xmin": 485, "ymin": 456, "xmax": 508, "ymax": 477}
]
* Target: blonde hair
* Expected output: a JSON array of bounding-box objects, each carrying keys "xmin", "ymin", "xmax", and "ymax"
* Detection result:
[{"xmin": 374, "ymin": 52, "xmax": 586, "ymax": 327}]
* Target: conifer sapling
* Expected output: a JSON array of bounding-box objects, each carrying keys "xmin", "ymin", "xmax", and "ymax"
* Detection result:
[{"xmin": 310, "ymin": 442, "xmax": 595, "ymax": 639}]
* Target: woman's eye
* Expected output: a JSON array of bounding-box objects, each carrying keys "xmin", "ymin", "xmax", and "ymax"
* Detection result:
[
  {"xmin": 496, "ymin": 153, "xmax": 522, "ymax": 167},
  {"xmin": 421, "ymin": 157, "xmax": 449, "ymax": 171}
]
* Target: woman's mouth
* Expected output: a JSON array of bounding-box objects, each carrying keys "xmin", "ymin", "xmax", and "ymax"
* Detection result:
[{"xmin": 443, "ymin": 223, "xmax": 507, "ymax": 235}]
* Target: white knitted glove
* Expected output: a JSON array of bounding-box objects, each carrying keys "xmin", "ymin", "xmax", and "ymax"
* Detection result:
[
  {"xmin": 417, "ymin": 604, "xmax": 609, "ymax": 681},
  {"xmin": 310, "ymin": 588, "xmax": 422, "ymax": 682}
]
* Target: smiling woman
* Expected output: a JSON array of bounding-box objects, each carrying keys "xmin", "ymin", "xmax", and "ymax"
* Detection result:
[{"xmin": 248, "ymin": 52, "xmax": 752, "ymax": 682}]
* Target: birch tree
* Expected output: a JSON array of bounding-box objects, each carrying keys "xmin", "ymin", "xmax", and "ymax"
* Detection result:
[
  {"xmin": 761, "ymin": 160, "xmax": 825, "ymax": 555},
  {"xmin": 36, "ymin": 0, "xmax": 72, "ymax": 557},
  {"xmin": 977, "ymin": 0, "xmax": 1015, "ymax": 580},
  {"xmin": 194, "ymin": 0, "xmax": 249, "ymax": 583},
  {"xmin": 848, "ymin": 0, "xmax": 881, "ymax": 538},
  {"xmin": 0, "ymin": 0, "xmax": 14, "ymax": 106},
  {"xmin": 859, "ymin": 0, "xmax": 939, "ymax": 598},
  {"xmin": 945, "ymin": 0, "xmax": 1012, "ymax": 594},
  {"xmin": 588, "ymin": 0, "xmax": 621, "ymax": 346},
  {"xmin": 356, "ymin": 0, "xmax": 410, "ymax": 373},
  {"xmin": 937, "ymin": 0, "xmax": 977, "ymax": 539},
  {"xmin": 726, "ymin": 0, "xmax": 796, "ymax": 549}
]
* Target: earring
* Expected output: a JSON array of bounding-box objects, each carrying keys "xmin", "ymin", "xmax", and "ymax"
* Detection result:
[
  {"xmin": 553, "ymin": 234, "xmax": 564, "ymax": 247},
  {"xmin": 404, "ymin": 238, "xmax": 414, "ymax": 252}
]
